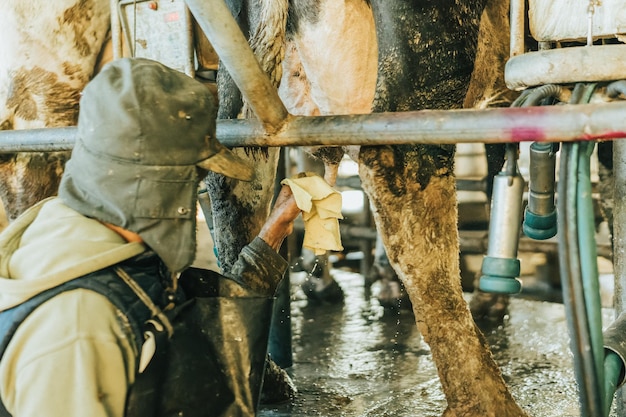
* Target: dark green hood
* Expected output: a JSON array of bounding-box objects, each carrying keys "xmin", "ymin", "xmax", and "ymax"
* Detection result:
[{"xmin": 59, "ymin": 58, "xmax": 252, "ymax": 273}]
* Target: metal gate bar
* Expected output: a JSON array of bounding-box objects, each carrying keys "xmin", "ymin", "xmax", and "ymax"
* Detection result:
[
  {"xmin": 1, "ymin": 102, "xmax": 625, "ymax": 153},
  {"xmin": 185, "ymin": 0, "xmax": 289, "ymax": 134}
]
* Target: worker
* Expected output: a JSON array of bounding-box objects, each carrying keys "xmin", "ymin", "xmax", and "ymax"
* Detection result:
[{"xmin": 0, "ymin": 57, "xmax": 301, "ymax": 417}]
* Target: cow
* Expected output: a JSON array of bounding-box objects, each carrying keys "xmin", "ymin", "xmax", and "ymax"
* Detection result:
[{"xmin": 208, "ymin": 0, "xmax": 528, "ymax": 415}]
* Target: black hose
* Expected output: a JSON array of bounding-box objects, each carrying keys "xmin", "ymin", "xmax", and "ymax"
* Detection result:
[
  {"xmin": 557, "ymin": 83, "xmax": 605, "ymax": 417},
  {"xmin": 523, "ymin": 84, "xmax": 563, "ymax": 106},
  {"xmin": 559, "ymin": 141, "xmax": 602, "ymax": 417}
]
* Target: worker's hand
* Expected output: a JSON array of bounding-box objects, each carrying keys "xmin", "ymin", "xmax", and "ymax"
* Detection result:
[{"xmin": 258, "ymin": 184, "xmax": 301, "ymax": 251}]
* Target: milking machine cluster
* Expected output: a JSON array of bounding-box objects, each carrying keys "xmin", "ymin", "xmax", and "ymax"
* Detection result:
[
  {"xmin": 479, "ymin": 85, "xmax": 561, "ymax": 294},
  {"xmin": 478, "ymin": 1, "xmax": 626, "ymax": 415}
]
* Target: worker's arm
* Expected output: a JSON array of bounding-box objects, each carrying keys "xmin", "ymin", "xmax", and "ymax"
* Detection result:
[
  {"xmin": 258, "ymin": 184, "xmax": 301, "ymax": 251},
  {"xmin": 226, "ymin": 185, "xmax": 301, "ymax": 296}
]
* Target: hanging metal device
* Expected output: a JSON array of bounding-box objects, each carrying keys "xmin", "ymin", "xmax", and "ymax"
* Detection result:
[
  {"xmin": 523, "ymin": 142, "xmax": 558, "ymax": 240},
  {"xmin": 479, "ymin": 145, "xmax": 525, "ymax": 294}
]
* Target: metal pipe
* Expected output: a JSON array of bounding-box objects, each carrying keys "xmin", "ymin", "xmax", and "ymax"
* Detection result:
[
  {"xmin": 505, "ymin": 45, "xmax": 626, "ymax": 90},
  {"xmin": 0, "ymin": 128, "xmax": 76, "ymax": 152},
  {"xmin": 528, "ymin": 144, "xmax": 556, "ymax": 215},
  {"xmin": 182, "ymin": 4, "xmax": 196, "ymax": 78},
  {"xmin": 487, "ymin": 170, "xmax": 524, "ymax": 258},
  {"xmin": 184, "ymin": 0, "xmax": 289, "ymax": 133},
  {"xmin": 509, "ymin": 0, "xmax": 526, "ymax": 57},
  {"xmin": 459, "ymin": 231, "xmax": 613, "ymax": 259},
  {"xmin": 3, "ymin": 102, "xmax": 626, "ymax": 152},
  {"xmin": 216, "ymin": 102, "xmax": 626, "ymax": 147},
  {"xmin": 523, "ymin": 142, "xmax": 558, "ymax": 240},
  {"xmin": 110, "ymin": 0, "xmax": 123, "ymax": 59},
  {"xmin": 613, "ymin": 137, "xmax": 626, "ymax": 414}
]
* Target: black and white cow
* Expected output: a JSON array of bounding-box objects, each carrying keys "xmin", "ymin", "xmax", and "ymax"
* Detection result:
[{"xmin": 208, "ymin": 0, "xmax": 527, "ymax": 415}]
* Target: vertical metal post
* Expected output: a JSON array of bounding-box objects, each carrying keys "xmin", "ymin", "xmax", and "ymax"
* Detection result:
[
  {"xmin": 268, "ymin": 148, "xmax": 293, "ymax": 368},
  {"xmin": 510, "ymin": 0, "xmax": 526, "ymax": 57},
  {"xmin": 269, "ymin": 270, "xmax": 293, "ymax": 368},
  {"xmin": 613, "ymin": 138, "xmax": 626, "ymax": 414},
  {"xmin": 185, "ymin": 0, "xmax": 289, "ymax": 134},
  {"xmin": 110, "ymin": 0, "xmax": 123, "ymax": 59},
  {"xmin": 360, "ymin": 193, "xmax": 373, "ymax": 277}
]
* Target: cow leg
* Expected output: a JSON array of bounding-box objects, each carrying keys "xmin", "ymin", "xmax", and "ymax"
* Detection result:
[
  {"xmin": 205, "ymin": 0, "xmax": 287, "ymax": 270},
  {"xmin": 360, "ymin": 0, "xmax": 528, "ymax": 415},
  {"xmin": 369, "ymin": 0, "xmax": 515, "ymax": 313},
  {"xmin": 280, "ymin": 0, "xmax": 376, "ymax": 302}
]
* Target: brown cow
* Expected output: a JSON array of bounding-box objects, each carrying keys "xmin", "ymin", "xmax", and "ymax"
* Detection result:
[{"xmin": 0, "ymin": 0, "xmax": 110, "ymax": 221}]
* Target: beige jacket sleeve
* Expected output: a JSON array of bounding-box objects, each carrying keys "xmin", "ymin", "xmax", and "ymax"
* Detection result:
[{"xmin": 0, "ymin": 289, "xmax": 136, "ymax": 417}]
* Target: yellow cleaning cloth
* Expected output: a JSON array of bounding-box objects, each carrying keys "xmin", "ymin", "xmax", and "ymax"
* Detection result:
[{"xmin": 281, "ymin": 172, "xmax": 343, "ymax": 255}]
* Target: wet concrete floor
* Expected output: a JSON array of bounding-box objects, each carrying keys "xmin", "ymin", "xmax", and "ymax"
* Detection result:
[{"xmin": 258, "ymin": 268, "xmax": 618, "ymax": 417}]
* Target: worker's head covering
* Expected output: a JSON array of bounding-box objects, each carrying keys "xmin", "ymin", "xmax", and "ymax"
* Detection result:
[{"xmin": 58, "ymin": 57, "xmax": 253, "ymax": 273}]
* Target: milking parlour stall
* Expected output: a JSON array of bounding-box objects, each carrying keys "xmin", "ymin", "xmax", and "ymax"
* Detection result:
[{"xmin": 3, "ymin": 0, "xmax": 626, "ymax": 416}]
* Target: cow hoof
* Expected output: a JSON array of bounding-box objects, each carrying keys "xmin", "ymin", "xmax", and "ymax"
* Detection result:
[
  {"xmin": 365, "ymin": 263, "xmax": 397, "ymax": 287},
  {"xmin": 469, "ymin": 290, "xmax": 510, "ymax": 324},
  {"xmin": 367, "ymin": 264, "xmax": 412, "ymax": 310},
  {"xmin": 301, "ymin": 276, "xmax": 344, "ymax": 303},
  {"xmin": 372, "ymin": 278, "xmax": 412, "ymax": 310}
]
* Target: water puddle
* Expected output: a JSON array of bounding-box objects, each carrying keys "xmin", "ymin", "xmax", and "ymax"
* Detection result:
[{"xmin": 259, "ymin": 269, "xmax": 617, "ymax": 416}]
